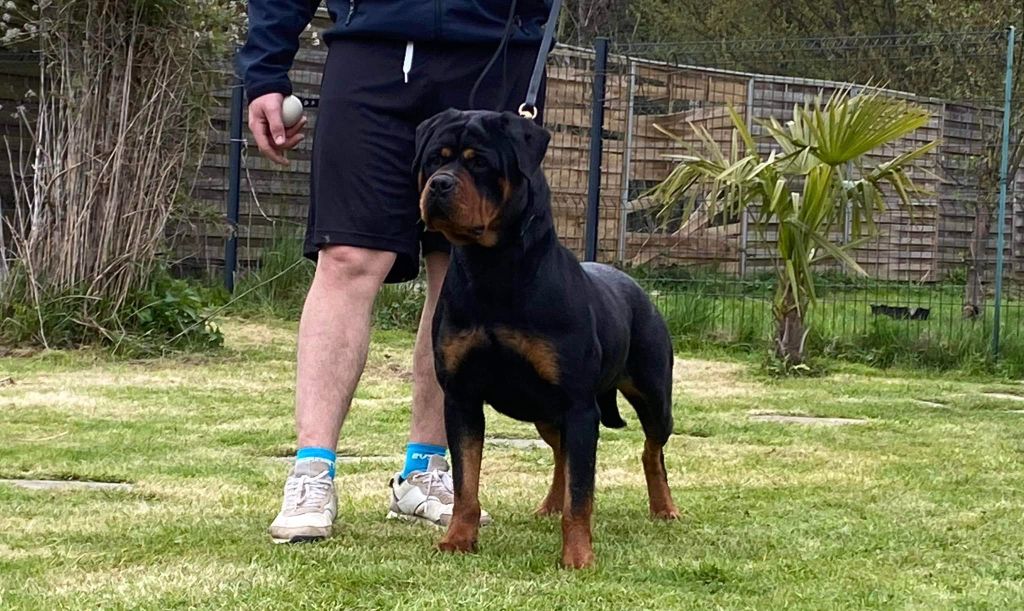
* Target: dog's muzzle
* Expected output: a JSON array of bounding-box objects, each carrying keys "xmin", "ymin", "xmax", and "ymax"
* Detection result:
[{"xmin": 424, "ymin": 172, "xmax": 456, "ymax": 223}]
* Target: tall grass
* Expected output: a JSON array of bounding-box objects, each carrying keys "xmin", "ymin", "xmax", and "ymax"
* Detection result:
[
  {"xmin": 0, "ymin": 1, "xmax": 238, "ymax": 351},
  {"xmin": 229, "ymin": 233, "xmax": 425, "ymax": 329},
  {"xmin": 647, "ymin": 275, "xmax": 1024, "ymax": 376}
]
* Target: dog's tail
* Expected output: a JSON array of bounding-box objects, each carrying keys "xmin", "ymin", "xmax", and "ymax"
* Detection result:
[{"xmin": 599, "ymin": 401, "xmax": 628, "ymax": 429}]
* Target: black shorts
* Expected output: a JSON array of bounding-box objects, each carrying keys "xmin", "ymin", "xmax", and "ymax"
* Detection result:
[{"xmin": 307, "ymin": 39, "xmax": 546, "ymax": 283}]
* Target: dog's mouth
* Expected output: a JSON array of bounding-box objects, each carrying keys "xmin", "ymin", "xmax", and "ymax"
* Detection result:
[{"xmin": 427, "ymin": 219, "xmax": 496, "ymax": 246}]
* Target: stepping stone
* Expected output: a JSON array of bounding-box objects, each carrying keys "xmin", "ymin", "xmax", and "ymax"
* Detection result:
[
  {"xmin": 1006, "ymin": 410, "xmax": 1024, "ymax": 414},
  {"xmin": 0, "ymin": 479, "xmax": 133, "ymax": 492},
  {"xmin": 982, "ymin": 393, "xmax": 1024, "ymax": 402},
  {"xmin": 486, "ymin": 438, "xmax": 547, "ymax": 450},
  {"xmin": 915, "ymin": 399, "xmax": 948, "ymax": 409},
  {"xmin": 748, "ymin": 414, "xmax": 867, "ymax": 426}
]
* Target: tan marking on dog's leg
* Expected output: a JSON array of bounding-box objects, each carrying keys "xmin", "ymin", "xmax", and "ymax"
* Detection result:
[
  {"xmin": 438, "ymin": 437, "xmax": 482, "ymax": 553},
  {"xmin": 561, "ymin": 494, "xmax": 594, "ymax": 569},
  {"xmin": 642, "ymin": 438, "xmax": 680, "ymax": 520},
  {"xmin": 534, "ymin": 422, "xmax": 566, "ymax": 516}
]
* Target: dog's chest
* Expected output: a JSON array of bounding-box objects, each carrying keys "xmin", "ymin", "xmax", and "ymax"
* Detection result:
[
  {"xmin": 439, "ymin": 325, "xmax": 560, "ymax": 385},
  {"xmin": 438, "ymin": 325, "xmax": 568, "ymax": 418}
]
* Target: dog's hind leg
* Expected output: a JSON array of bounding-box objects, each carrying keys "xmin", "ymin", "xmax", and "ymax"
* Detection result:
[
  {"xmin": 620, "ymin": 330, "xmax": 680, "ymax": 520},
  {"xmin": 621, "ymin": 381, "xmax": 680, "ymax": 520},
  {"xmin": 534, "ymin": 421, "xmax": 565, "ymax": 516}
]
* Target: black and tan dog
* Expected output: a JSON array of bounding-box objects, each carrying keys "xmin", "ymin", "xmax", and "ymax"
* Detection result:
[{"xmin": 414, "ymin": 109, "xmax": 679, "ymax": 569}]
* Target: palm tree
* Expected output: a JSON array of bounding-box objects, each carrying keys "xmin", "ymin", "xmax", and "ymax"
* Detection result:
[{"xmin": 650, "ymin": 88, "xmax": 938, "ymax": 364}]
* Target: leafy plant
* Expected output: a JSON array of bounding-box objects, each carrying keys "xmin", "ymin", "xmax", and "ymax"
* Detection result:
[{"xmin": 651, "ymin": 88, "xmax": 938, "ymax": 364}]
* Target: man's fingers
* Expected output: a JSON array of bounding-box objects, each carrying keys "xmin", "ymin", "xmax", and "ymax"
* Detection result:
[
  {"xmin": 248, "ymin": 118, "xmax": 287, "ymax": 165},
  {"xmin": 284, "ymin": 115, "xmax": 307, "ymax": 138},
  {"xmin": 267, "ymin": 110, "xmax": 287, "ymax": 147},
  {"xmin": 281, "ymin": 133, "xmax": 305, "ymax": 151}
]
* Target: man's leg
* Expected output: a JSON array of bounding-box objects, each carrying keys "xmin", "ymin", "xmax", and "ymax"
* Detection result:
[
  {"xmin": 386, "ymin": 251, "xmax": 492, "ymax": 527},
  {"xmin": 295, "ymin": 245, "xmax": 396, "ymax": 449},
  {"xmin": 408, "ymin": 251, "xmax": 450, "ymax": 449},
  {"xmin": 269, "ymin": 245, "xmax": 395, "ymax": 544}
]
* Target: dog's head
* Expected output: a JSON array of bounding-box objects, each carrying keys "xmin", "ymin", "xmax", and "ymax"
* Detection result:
[{"xmin": 413, "ymin": 109, "xmax": 550, "ymax": 247}]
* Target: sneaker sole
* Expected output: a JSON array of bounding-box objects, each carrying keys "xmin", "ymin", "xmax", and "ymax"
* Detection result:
[
  {"xmin": 386, "ymin": 510, "xmax": 492, "ymax": 528},
  {"xmin": 386, "ymin": 510, "xmax": 447, "ymax": 529},
  {"xmin": 269, "ymin": 525, "xmax": 332, "ymax": 544}
]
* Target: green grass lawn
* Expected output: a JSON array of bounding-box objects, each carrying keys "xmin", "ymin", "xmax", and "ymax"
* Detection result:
[{"xmin": 3, "ymin": 318, "xmax": 1024, "ymax": 609}]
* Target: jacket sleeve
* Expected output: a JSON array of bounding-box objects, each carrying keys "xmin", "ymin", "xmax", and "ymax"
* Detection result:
[{"xmin": 237, "ymin": 0, "xmax": 322, "ymax": 102}]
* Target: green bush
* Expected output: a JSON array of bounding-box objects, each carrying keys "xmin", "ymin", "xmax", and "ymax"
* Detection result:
[{"xmin": 0, "ymin": 268, "xmax": 223, "ymax": 355}]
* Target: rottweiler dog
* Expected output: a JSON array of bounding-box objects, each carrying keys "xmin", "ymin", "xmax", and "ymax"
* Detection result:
[{"xmin": 413, "ymin": 109, "xmax": 679, "ymax": 569}]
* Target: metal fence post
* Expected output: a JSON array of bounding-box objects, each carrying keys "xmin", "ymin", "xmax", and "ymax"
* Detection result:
[
  {"xmin": 740, "ymin": 76, "xmax": 756, "ymax": 278},
  {"xmin": 993, "ymin": 25, "xmax": 1016, "ymax": 357},
  {"xmin": 616, "ymin": 59, "xmax": 637, "ymax": 264},
  {"xmin": 224, "ymin": 79, "xmax": 244, "ymax": 293},
  {"xmin": 584, "ymin": 37, "xmax": 609, "ymax": 263}
]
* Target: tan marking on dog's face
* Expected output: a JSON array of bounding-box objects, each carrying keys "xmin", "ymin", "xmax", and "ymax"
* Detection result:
[
  {"xmin": 462, "ymin": 148, "xmax": 476, "ymax": 160},
  {"xmin": 421, "ymin": 168, "xmax": 502, "ymax": 246},
  {"xmin": 498, "ymin": 177, "xmax": 513, "ymax": 205},
  {"xmin": 440, "ymin": 147, "xmax": 454, "ymax": 159},
  {"xmin": 494, "ymin": 327, "xmax": 560, "ymax": 385},
  {"xmin": 440, "ymin": 328, "xmax": 487, "ymax": 373}
]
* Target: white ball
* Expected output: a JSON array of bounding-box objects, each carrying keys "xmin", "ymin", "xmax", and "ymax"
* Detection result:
[{"xmin": 281, "ymin": 95, "xmax": 304, "ymax": 128}]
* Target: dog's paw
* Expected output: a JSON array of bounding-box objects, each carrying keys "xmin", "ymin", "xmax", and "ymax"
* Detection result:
[
  {"xmin": 437, "ymin": 537, "xmax": 477, "ymax": 554},
  {"xmin": 534, "ymin": 501, "xmax": 562, "ymax": 517},
  {"xmin": 651, "ymin": 506, "xmax": 681, "ymax": 520},
  {"xmin": 561, "ymin": 547, "xmax": 596, "ymax": 569}
]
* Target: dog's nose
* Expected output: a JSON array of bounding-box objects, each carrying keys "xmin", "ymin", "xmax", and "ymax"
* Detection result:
[{"xmin": 429, "ymin": 174, "xmax": 456, "ymax": 196}]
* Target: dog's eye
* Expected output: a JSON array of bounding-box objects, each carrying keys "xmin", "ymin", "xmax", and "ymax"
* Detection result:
[{"xmin": 464, "ymin": 155, "xmax": 488, "ymax": 171}]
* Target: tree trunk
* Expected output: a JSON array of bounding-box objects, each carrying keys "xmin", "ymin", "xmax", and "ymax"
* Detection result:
[
  {"xmin": 963, "ymin": 167, "xmax": 998, "ymax": 320},
  {"xmin": 774, "ymin": 288, "xmax": 807, "ymax": 364},
  {"xmin": 962, "ymin": 201, "xmax": 991, "ymax": 319}
]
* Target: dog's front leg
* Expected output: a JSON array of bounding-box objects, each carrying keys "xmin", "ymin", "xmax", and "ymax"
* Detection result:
[
  {"xmin": 561, "ymin": 401, "xmax": 599, "ymax": 569},
  {"xmin": 438, "ymin": 394, "xmax": 484, "ymax": 553}
]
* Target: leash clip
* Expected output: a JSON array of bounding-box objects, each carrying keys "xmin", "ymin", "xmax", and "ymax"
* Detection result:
[{"xmin": 517, "ymin": 103, "xmax": 537, "ymax": 120}]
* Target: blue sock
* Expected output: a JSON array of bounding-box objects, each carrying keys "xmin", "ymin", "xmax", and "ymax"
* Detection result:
[
  {"xmin": 296, "ymin": 446, "xmax": 336, "ymax": 478},
  {"xmin": 401, "ymin": 442, "xmax": 446, "ymax": 479}
]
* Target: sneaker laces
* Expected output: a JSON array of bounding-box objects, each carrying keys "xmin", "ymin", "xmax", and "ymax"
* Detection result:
[
  {"xmin": 409, "ymin": 468, "xmax": 454, "ymax": 504},
  {"xmin": 283, "ymin": 470, "xmax": 333, "ymax": 510}
]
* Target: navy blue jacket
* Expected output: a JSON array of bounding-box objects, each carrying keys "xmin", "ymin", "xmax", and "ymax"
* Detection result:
[{"xmin": 239, "ymin": 0, "xmax": 552, "ymax": 101}]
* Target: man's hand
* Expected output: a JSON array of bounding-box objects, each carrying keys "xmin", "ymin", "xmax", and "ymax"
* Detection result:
[{"xmin": 248, "ymin": 92, "xmax": 308, "ymax": 166}]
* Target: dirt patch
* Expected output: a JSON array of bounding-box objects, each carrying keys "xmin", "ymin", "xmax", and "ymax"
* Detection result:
[
  {"xmin": 486, "ymin": 438, "xmax": 547, "ymax": 450},
  {"xmin": 673, "ymin": 359, "xmax": 762, "ymax": 400},
  {"xmin": 0, "ymin": 390, "xmax": 99, "ymax": 411},
  {"xmin": 220, "ymin": 318, "xmax": 296, "ymax": 351},
  {"xmin": 915, "ymin": 399, "xmax": 949, "ymax": 409},
  {"xmin": 0, "ymin": 479, "xmax": 133, "ymax": 492}
]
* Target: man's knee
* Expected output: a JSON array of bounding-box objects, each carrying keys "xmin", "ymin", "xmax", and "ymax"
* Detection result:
[{"xmin": 315, "ymin": 245, "xmax": 395, "ymax": 290}]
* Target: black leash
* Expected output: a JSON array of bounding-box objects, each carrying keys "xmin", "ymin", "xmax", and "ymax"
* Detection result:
[
  {"xmin": 518, "ymin": 0, "xmax": 561, "ymax": 119},
  {"xmin": 468, "ymin": 0, "xmax": 562, "ymax": 118}
]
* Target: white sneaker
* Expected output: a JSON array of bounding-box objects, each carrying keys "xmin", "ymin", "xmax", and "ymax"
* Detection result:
[
  {"xmin": 269, "ymin": 460, "xmax": 338, "ymax": 544},
  {"xmin": 386, "ymin": 455, "xmax": 493, "ymax": 528}
]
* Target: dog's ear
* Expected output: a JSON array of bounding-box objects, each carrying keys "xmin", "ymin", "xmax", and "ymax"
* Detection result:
[
  {"xmin": 412, "ymin": 108, "xmax": 461, "ymax": 181},
  {"xmin": 499, "ymin": 112, "xmax": 550, "ymax": 178}
]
